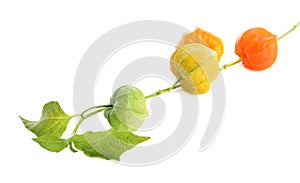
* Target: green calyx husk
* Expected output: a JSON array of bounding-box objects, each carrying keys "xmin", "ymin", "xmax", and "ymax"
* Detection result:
[{"xmin": 104, "ymin": 85, "xmax": 148, "ymax": 132}]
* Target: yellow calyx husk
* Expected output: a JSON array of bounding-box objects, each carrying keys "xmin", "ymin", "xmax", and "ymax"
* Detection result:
[{"xmin": 170, "ymin": 43, "xmax": 219, "ymax": 94}]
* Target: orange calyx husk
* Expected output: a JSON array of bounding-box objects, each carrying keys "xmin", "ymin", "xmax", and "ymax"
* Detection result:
[
  {"xmin": 235, "ymin": 27, "xmax": 278, "ymax": 70},
  {"xmin": 177, "ymin": 27, "xmax": 224, "ymax": 61}
]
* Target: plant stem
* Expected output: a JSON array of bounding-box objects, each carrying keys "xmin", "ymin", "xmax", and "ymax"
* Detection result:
[
  {"xmin": 68, "ymin": 141, "xmax": 78, "ymax": 153},
  {"xmin": 219, "ymin": 58, "xmax": 242, "ymax": 71},
  {"xmin": 220, "ymin": 20, "xmax": 300, "ymax": 71},
  {"xmin": 72, "ymin": 108, "xmax": 108, "ymax": 135},
  {"xmin": 80, "ymin": 104, "xmax": 112, "ymax": 117},
  {"xmin": 69, "ymin": 114, "xmax": 81, "ymax": 118},
  {"xmin": 277, "ymin": 20, "xmax": 300, "ymax": 40},
  {"xmin": 145, "ymin": 78, "xmax": 182, "ymax": 99}
]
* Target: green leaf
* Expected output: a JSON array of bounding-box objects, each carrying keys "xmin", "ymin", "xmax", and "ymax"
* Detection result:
[
  {"xmin": 20, "ymin": 101, "xmax": 72, "ymax": 137},
  {"xmin": 71, "ymin": 134, "xmax": 108, "ymax": 160},
  {"xmin": 71, "ymin": 129, "xmax": 150, "ymax": 161},
  {"xmin": 105, "ymin": 85, "xmax": 148, "ymax": 132},
  {"xmin": 33, "ymin": 135, "xmax": 68, "ymax": 152}
]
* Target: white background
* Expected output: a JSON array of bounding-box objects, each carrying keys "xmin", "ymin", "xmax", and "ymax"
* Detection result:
[{"xmin": 1, "ymin": 0, "xmax": 300, "ymax": 182}]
